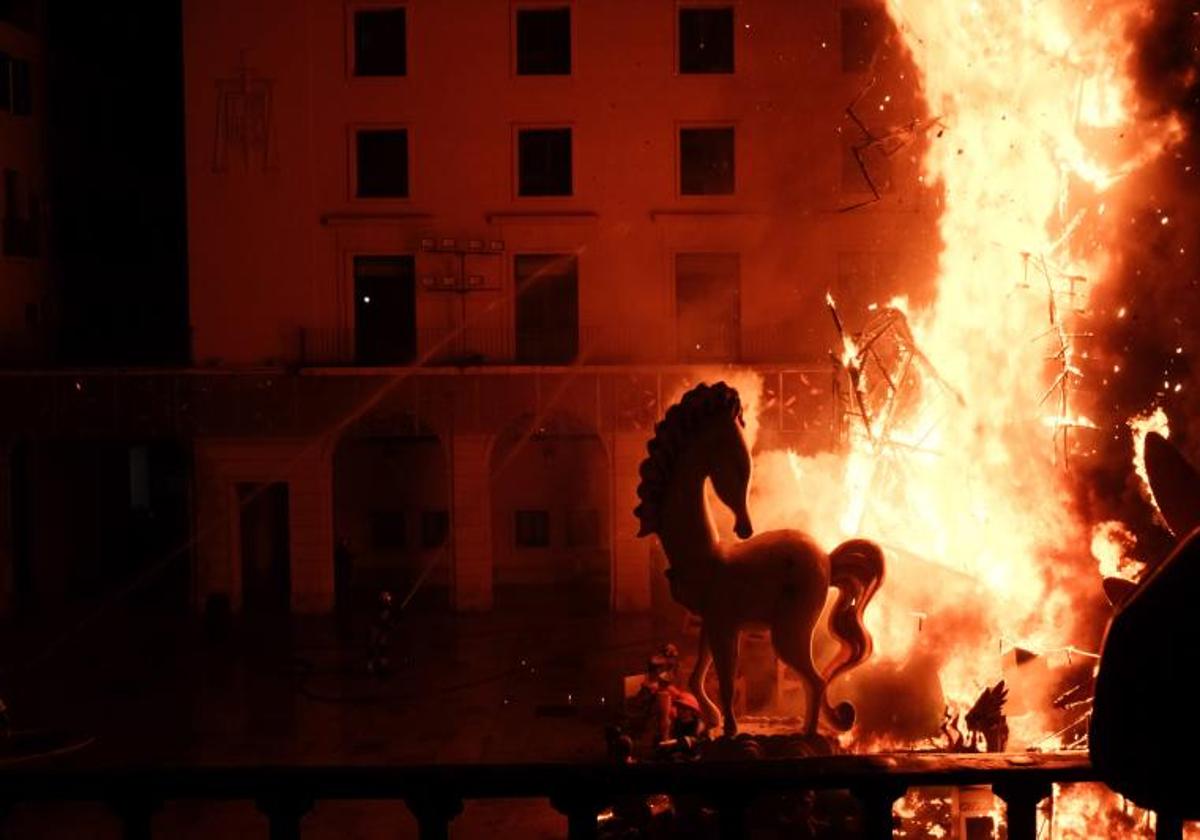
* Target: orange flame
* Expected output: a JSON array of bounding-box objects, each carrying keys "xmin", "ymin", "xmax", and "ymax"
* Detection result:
[{"xmin": 747, "ymin": 0, "xmax": 1181, "ymax": 746}]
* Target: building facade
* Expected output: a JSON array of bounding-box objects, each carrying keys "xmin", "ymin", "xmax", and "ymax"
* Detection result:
[
  {"xmin": 0, "ymin": 0, "xmax": 50, "ymax": 362},
  {"xmin": 0, "ymin": 0, "xmax": 939, "ymax": 620}
]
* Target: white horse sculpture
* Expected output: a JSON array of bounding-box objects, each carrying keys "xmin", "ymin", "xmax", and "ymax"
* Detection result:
[{"xmin": 635, "ymin": 382, "xmax": 885, "ymax": 736}]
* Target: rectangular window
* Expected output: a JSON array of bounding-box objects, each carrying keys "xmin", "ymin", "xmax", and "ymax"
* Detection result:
[
  {"xmin": 842, "ymin": 6, "xmax": 887, "ymax": 73},
  {"xmin": 354, "ymin": 255, "xmax": 417, "ymax": 364},
  {"xmin": 514, "ymin": 509, "xmax": 551, "ymax": 548},
  {"xmin": 370, "ymin": 510, "xmax": 407, "ymax": 549},
  {"xmin": 516, "ymin": 7, "xmax": 571, "ymax": 75},
  {"xmin": 678, "ymin": 7, "xmax": 734, "ymax": 74},
  {"xmin": 0, "ymin": 0, "xmax": 37, "ymax": 31},
  {"xmin": 11, "ymin": 58, "xmax": 30, "ymax": 115},
  {"xmin": 354, "ymin": 8, "xmax": 407, "ymax": 76},
  {"xmin": 420, "ymin": 510, "xmax": 450, "ymax": 549},
  {"xmin": 517, "ymin": 127, "xmax": 572, "ymax": 196},
  {"xmin": 679, "ymin": 126, "xmax": 735, "ymax": 195},
  {"xmin": 515, "ymin": 253, "xmax": 578, "ymax": 364},
  {"xmin": 356, "ymin": 129, "xmax": 409, "ymax": 198},
  {"xmin": 566, "ymin": 508, "xmax": 601, "ymax": 548},
  {"xmin": 842, "ymin": 139, "xmax": 892, "ymax": 196},
  {"xmin": 676, "ymin": 252, "xmax": 740, "ymax": 362},
  {"xmin": 0, "ymin": 52, "xmax": 11, "ymax": 112}
]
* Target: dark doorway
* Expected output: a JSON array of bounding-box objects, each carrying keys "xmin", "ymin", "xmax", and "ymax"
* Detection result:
[
  {"xmin": 515, "ymin": 254, "xmax": 578, "ymax": 364},
  {"xmin": 238, "ymin": 482, "xmax": 290, "ymax": 613},
  {"xmin": 354, "ymin": 256, "xmax": 417, "ymax": 365}
]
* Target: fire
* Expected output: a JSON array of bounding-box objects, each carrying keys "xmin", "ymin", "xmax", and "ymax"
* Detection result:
[
  {"xmin": 749, "ymin": 0, "xmax": 1181, "ymax": 749},
  {"xmin": 1129, "ymin": 405, "xmax": 1170, "ymax": 515}
]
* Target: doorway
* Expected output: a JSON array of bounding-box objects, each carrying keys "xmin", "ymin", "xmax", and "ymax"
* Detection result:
[
  {"xmin": 354, "ymin": 255, "xmax": 417, "ymax": 364},
  {"xmin": 237, "ymin": 482, "xmax": 290, "ymax": 613}
]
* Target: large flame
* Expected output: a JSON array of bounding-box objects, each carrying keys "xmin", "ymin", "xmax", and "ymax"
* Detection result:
[{"xmin": 747, "ymin": 0, "xmax": 1180, "ymax": 749}]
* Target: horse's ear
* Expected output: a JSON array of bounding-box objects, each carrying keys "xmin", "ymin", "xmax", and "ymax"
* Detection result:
[{"xmin": 1145, "ymin": 431, "xmax": 1200, "ymax": 537}]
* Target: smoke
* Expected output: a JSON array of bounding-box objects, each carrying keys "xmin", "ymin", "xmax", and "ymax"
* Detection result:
[{"xmin": 1076, "ymin": 1, "xmax": 1200, "ymax": 561}]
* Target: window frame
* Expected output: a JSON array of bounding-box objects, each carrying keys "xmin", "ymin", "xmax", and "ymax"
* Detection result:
[
  {"xmin": 348, "ymin": 123, "xmax": 413, "ymax": 202},
  {"xmin": 676, "ymin": 121, "xmax": 738, "ymax": 197},
  {"xmin": 513, "ymin": 123, "xmax": 575, "ymax": 199},
  {"xmin": 511, "ymin": 1, "xmax": 574, "ymax": 78},
  {"xmin": 675, "ymin": 3, "xmax": 736, "ymax": 75},
  {"xmin": 347, "ymin": 3, "xmax": 409, "ymax": 79}
]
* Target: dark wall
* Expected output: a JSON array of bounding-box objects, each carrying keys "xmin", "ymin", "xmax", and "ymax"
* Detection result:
[{"xmin": 46, "ymin": 0, "xmax": 188, "ymax": 365}]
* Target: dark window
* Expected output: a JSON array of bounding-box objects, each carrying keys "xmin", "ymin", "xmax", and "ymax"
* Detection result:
[
  {"xmin": 842, "ymin": 139, "xmax": 892, "ymax": 195},
  {"xmin": 420, "ymin": 510, "xmax": 450, "ymax": 548},
  {"xmin": 842, "ymin": 7, "xmax": 887, "ymax": 73},
  {"xmin": 518, "ymin": 128, "xmax": 572, "ymax": 196},
  {"xmin": 354, "ymin": 8, "xmax": 407, "ymax": 76},
  {"xmin": 0, "ymin": 53, "xmax": 10, "ymax": 112},
  {"xmin": 354, "ymin": 255, "xmax": 417, "ymax": 364},
  {"xmin": 679, "ymin": 7, "xmax": 734, "ymax": 74},
  {"xmin": 11, "ymin": 58, "xmax": 30, "ymax": 115},
  {"xmin": 566, "ymin": 508, "xmax": 601, "ymax": 548},
  {"xmin": 515, "ymin": 253, "xmax": 578, "ymax": 364},
  {"xmin": 680, "ymin": 127, "xmax": 735, "ymax": 195},
  {"xmin": 0, "ymin": 0, "xmax": 37, "ymax": 31},
  {"xmin": 676, "ymin": 252, "xmax": 740, "ymax": 362},
  {"xmin": 370, "ymin": 510, "xmax": 407, "ymax": 549},
  {"xmin": 356, "ymin": 129, "xmax": 409, "ymax": 197},
  {"xmin": 514, "ymin": 509, "xmax": 551, "ymax": 548},
  {"xmin": 516, "ymin": 7, "xmax": 570, "ymax": 75}
]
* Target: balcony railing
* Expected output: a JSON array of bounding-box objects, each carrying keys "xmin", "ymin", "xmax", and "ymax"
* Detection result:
[
  {"xmin": 298, "ymin": 325, "xmax": 816, "ymax": 368},
  {"xmin": 0, "ymin": 751, "xmax": 1181, "ymax": 840}
]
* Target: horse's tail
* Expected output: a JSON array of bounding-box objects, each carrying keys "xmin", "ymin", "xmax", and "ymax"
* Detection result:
[{"xmin": 821, "ymin": 539, "xmax": 885, "ymax": 730}]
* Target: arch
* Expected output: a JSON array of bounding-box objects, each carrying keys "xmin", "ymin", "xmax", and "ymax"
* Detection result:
[
  {"xmin": 331, "ymin": 419, "xmax": 451, "ymax": 611},
  {"xmin": 489, "ymin": 411, "xmax": 612, "ymax": 613}
]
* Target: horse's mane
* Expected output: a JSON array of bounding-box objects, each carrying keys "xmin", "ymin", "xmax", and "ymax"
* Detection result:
[{"xmin": 634, "ymin": 381, "xmax": 744, "ymax": 538}]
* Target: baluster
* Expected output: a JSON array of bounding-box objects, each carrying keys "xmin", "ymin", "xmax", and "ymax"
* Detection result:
[
  {"xmin": 550, "ymin": 792, "xmax": 605, "ymax": 840},
  {"xmin": 711, "ymin": 792, "xmax": 752, "ymax": 840},
  {"xmin": 110, "ymin": 796, "xmax": 161, "ymax": 840},
  {"xmin": 404, "ymin": 791, "xmax": 463, "ymax": 840},
  {"xmin": 1156, "ymin": 812, "xmax": 1183, "ymax": 840},
  {"xmin": 852, "ymin": 782, "xmax": 906, "ymax": 840},
  {"xmin": 994, "ymin": 781, "xmax": 1051, "ymax": 840},
  {"xmin": 255, "ymin": 795, "xmax": 313, "ymax": 840}
]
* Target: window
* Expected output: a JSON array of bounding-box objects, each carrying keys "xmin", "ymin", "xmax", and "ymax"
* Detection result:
[
  {"xmin": 370, "ymin": 510, "xmax": 407, "ymax": 549},
  {"xmin": 11, "ymin": 58, "xmax": 30, "ymax": 115},
  {"xmin": 679, "ymin": 127, "xmax": 735, "ymax": 195},
  {"xmin": 354, "ymin": 255, "xmax": 417, "ymax": 364},
  {"xmin": 842, "ymin": 138, "xmax": 892, "ymax": 196},
  {"xmin": 842, "ymin": 6, "xmax": 887, "ymax": 73},
  {"xmin": 0, "ymin": 53, "xmax": 10, "ymax": 112},
  {"xmin": 420, "ymin": 510, "xmax": 450, "ymax": 549},
  {"xmin": 566, "ymin": 508, "xmax": 601, "ymax": 548},
  {"xmin": 516, "ymin": 7, "xmax": 570, "ymax": 75},
  {"xmin": 354, "ymin": 8, "xmax": 407, "ymax": 76},
  {"xmin": 515, "ymin": 253, "xmax": 578, "ymax": 364},
  {"xmin": 676, "ymin": 252, "xmax": 740, "ymax": 361},
  {"xmin": 517, "ymin": 127, "xmax": 572, "ymax": 196},
  {"xmin": 0, "ymin": 0, "xmax": 37, "ymax": 31},
  {"xmin": 355, "ymin": 129, "xmax": 409, "ymax": 198},
  {"xmin": 514, "ymin": 509, "xmax": 551, "ymax": 547},
  {"xmin": 678, "ymin": 7, "xmax": 734, "ymax": 74},
  {"xmin": 2, "ymin": 168, "xmax": 38, "ymax": 258}
]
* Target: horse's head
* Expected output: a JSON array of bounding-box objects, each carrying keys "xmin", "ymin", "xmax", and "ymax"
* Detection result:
[{"xmin": 706, "ymin": 400, "xmax": 754, "ymax": 540}]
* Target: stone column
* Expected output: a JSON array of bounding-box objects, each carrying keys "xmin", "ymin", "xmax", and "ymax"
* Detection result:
[{"xmin": 450, "ymin": 434, "xmax": 492, "ymax": 611}]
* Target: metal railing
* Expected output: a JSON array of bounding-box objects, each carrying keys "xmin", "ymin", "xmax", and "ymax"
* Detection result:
[{"xmin": 0, "ymin": 751, "xmax": 1182, "ymax": 840}]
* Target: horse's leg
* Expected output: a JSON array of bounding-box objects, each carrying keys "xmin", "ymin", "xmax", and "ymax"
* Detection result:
[
  {"xmin": 772, "ymin": 605, "xmax": 826, "ymax": 738},
  {"xmin": 689, "ymin": 625, "xmax": 720, "ymax": 727},
  {"xmin": 709, "ymin": 626, "xmax": 740, "ymax": 737}
]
